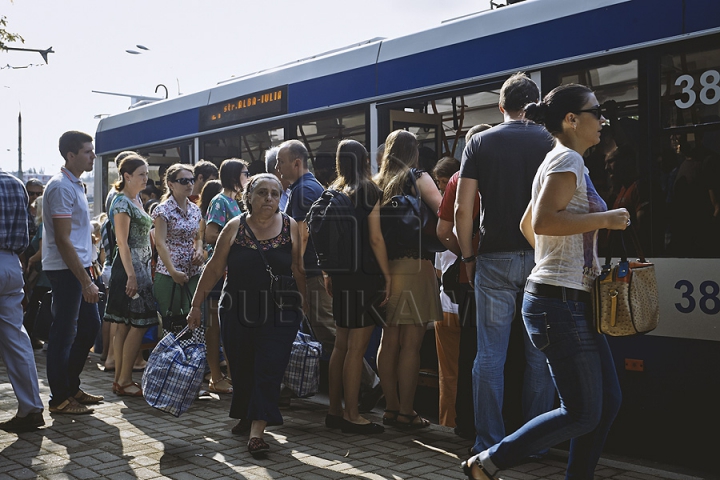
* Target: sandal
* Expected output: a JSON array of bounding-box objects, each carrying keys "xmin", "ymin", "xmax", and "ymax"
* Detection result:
[
  {"xmin": 461, "ymin": 453, "xmax": 497, "ymax": 480},
  {"xmin": 382, "ymin": 410, "xmax": 399, "ymax": 426},
  {"xmin": 247, "ymin": 437, "xmax": 270, "ymax": 457},
  {"xmin": 208, "ymin": 375, "xmax": 233, "ymax": 394},
  {"xmin": 396, "ymin": 412, "xmax": 431, "ymax": 429},
  {"xmin": 116, "ymin": 382, "xmax": 143, "ymax": 397}
]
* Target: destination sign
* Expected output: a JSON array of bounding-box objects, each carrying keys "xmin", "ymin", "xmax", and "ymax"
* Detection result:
[{"xmin": 199, "ymin": 86, "xmax": 287, "ymax": 131}]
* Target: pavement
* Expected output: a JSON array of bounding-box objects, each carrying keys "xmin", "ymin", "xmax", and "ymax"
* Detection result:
[{"xmin": 0, "ymin": 349, "xmax": 714, "ymax": 480}]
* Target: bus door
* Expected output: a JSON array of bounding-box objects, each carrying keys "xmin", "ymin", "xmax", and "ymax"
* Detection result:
[{"xmin": 389, "ymin": 110, "xmax": 442, "ymax": 172}]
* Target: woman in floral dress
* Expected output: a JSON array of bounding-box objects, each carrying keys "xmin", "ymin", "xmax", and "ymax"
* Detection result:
[{"xmin": 104, "ymin": 154, "xmax": 158, "ymax": 397}]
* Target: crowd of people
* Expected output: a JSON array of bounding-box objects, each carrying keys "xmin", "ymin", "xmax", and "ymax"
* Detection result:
[{"xmin": 0, "ymin": 73, "xmax": 633, "ymax": 479}]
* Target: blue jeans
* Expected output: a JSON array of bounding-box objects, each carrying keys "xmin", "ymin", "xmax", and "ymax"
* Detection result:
[
  {"xmin": 46, "ymin": 269, "xmax": 101, "ymax": 406},
  {"xmin": 472, "ymin": 251, "xmax": 555, "ymax": 453},
  {"xmin": 482, "ymin": 292, "xmax": 622, "ymax": 480}
]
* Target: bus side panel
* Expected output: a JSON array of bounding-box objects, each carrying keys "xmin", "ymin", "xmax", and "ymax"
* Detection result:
[
  {"xmin": 95, "ymin": 109, "xmax": 199, "ymax": 154},
  {"xmin": 605, "ymin": 335, "xmax": 720, "ymax": 471},
  {"xmin": 684, "ymin": 0, "xmax": 720, "ymax": 33},
  {"xmin": 376, "ymin": 0, "xmax": 682, "ymax": 96},
  {"xmin": 287, "ymin": 65, "xmax": 376, "ymax": 114}
]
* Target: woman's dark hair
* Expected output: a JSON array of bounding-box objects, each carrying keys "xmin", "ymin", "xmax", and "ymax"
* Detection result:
[
  {"xmin": 219, "ymin": 158, "xmax": 250, "ymax": 191},
  {"xmin": 330, "ymin": 139, "xmax": 373, "ymax": 197},
  {"xmin": 433, "ymin": 156, "xmax": 461, "ymax": 181},
  {"xmin": 524, "ymin": 83, "xmax": 594, "ymax": 135},
  {"xmin": 243, "ymin": 173, "xmax": 283, "ymax": 214},
  {"xmin": 113, "ymin": 154, "xmax": 147, "ymax": 191},
  {"xmin": 160, "ymin": 163, "xmax": 194, "ymax": 202},
  {"xmin": 198, "ymin": 179, "xmax": 223, "ymax": 217},
  {"xmin": 375, "ymin": 130, "xmax": 419, "ymax": 206}
]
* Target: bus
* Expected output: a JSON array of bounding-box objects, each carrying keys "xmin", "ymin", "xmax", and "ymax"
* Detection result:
[{"xmin": 94, "ymin": 0, "xmax": 720, "ymax": 472}]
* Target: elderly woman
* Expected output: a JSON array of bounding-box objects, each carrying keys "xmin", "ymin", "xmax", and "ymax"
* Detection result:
[
  {"xmin": 374, "ymin": 129, "xmax": 443, "ymax": 429},
  {"xmin": 152, "ymin": 164, "xmax": 205, "ymax": 339},
  {"xmin": 103, "ymin": 154, "xmax": 158, "ymax": 397},
  {"xmin": 462, "ymin": 84, "xmax": 629, "ymax": 480},
  {"xmin": 187, "ymin": 173, "xmax": 305, "ymax": 458}
]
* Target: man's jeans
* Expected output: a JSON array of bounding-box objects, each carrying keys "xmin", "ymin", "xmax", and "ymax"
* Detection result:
[
  {"xmin": 472, "ymin": 251, "xmax": 555, "ymax": 453},
  {"xmin": 482, "ymin": 293, "xmax": 622, "ymax": 479},
  {"xmin": 46, "ymin": 269, "xmax": 101, "ymax": 406}
]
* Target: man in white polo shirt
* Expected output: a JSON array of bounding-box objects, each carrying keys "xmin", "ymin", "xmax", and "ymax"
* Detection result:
[{"xmin": 43, "ymin": 131, "xmax": 104, "ymax": 415}]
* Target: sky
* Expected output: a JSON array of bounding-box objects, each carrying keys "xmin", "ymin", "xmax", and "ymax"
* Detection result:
[{"xmin": 0, "ymin": 0, "xmax": 485, "ymax": 175}]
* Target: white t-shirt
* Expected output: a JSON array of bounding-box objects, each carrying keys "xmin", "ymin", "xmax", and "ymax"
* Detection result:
[
  {"xmin": 42, "ymin": 168, "xmax": 93, "ymax": 270},
  {"xmin": 527, "ymin": 144, "xmax": 608, "ymax": 292},
  {"xmin": 435, "ymin": 250, "xmax": 459, "ymax": 314}
]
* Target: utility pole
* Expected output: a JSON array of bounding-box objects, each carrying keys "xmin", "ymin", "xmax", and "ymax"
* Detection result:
[{"xmin": 18, "ymin": 110, "xmax": 22, "ymax": 180}]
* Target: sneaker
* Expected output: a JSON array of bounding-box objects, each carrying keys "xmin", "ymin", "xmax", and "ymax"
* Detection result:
[
  {"xmin": 49, "ymin": 397, "xmax": 94, "ymax": 415},
  {"xmin": 0, "ymin": 412, "xmax": 45, "ymax": 432},
  {"xmin": 73, "ymin": 389, "xmax": 104, "ymax": 405}
]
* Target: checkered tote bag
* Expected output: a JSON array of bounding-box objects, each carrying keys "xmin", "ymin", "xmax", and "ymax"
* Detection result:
[
  {"xmin": 283, "ymin": 329, "xmax": 322, "ymax": 398},
  {"xmin": 142, "ymin": 326, "xmax": 206, "ymax": 417}
]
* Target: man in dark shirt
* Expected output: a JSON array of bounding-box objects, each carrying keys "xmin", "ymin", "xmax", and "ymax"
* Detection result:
[
  {"xmin": 276, "ymin": 140, "xmax": 335, "ymax": 351},
  {"xmin": 455, "ymin": 73, "xmax": 556, "ymax": 455},
  {"xmin": 0, "ymin": 171, "xmax": 45, "ymax": 432}
]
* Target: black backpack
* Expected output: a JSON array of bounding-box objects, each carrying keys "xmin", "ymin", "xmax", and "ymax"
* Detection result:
[{"xmin": 306, "ymin": 189, "xmax": 357, "ymax": 273}]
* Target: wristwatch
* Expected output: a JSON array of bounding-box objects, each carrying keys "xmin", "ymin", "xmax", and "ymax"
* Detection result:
[{"xmin": 460, "ymin": 255, "xmax": 476, "ymax": 263}]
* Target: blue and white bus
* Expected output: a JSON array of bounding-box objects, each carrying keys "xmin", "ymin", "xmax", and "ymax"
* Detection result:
[{"xmin": 94, "ymin": 0, "xmax": 720, "ymax": 472}]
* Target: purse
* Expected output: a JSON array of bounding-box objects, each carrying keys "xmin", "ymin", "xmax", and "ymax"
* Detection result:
[
  {"xmin": 593, "ymin": 228, "xmax": 659, "ymax": 336},
  {"xmin": 283, "ymin": 319, "xmax": 322, "ymax": 398},
  {"xmin": 380, "ymin": 169, "xmax": 446, "ymax": 253},
  {"xmin": 162, "ymin": 282, "xmax": 193, "ymax": 335},
  {"xmin": 142, "ymin": 326, "xmax": 206, "ymax": 417},
  {"xmin": 241, "ymin": 214, "xmax": 299, "ymax": 309}
]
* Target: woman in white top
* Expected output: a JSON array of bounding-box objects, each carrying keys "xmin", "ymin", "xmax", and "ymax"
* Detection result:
[{"xmin": 463, "ymin": 84, "xmax": 630, "ymax": 480}]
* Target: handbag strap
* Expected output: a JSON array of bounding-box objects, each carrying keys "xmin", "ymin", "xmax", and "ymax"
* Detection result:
[
  {"xmin": 604, "ymin": 226, "xmax": 646, "ymax": 265},
  {"xmin": 166, "ymin": 281, "xmax": 194, "ymax": 316},
  {"xmin": 240, "ymin": 213, "xmax": 278, "ymax": 282}
]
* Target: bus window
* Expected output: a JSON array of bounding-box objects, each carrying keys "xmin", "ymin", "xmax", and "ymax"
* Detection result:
[
  {"xmin": 201, "ymin": 127, "xmax": 284, "ymax": 174},
  {"xmin": 295, "ymin": 110, "xmax": 366, "ymax": 187}
]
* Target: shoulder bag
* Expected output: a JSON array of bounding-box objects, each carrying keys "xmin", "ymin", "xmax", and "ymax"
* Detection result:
[
  {"xmin": 241, "ymin": 214, "xmax": 299, "ymax": 309},
  {"xmin": 593, "ymin": 228, "xmax": 660, "ymax": 336},
  {"xmin": 380, "ymin": 170, "xmax": 446, "ymax": 253}
]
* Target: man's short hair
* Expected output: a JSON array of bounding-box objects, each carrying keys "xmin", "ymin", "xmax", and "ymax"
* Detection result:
[
  {"xmin": 465, "ymin": 124, "xmax": 493, "ymax": 144},
  {"xmin": 279, "ymin": 140, "xmax": 309, "ymax": 168},
  {"xmin": 193, "ymin": 160, "xmax": 219, "ymax": 181},
  {"xmin": 264, "ymin": 146, "xmax": 280, "ymax": 173},
  {"xmin": 58, "ymin": 131, "xmax": 93, "ymax": 160},
  {"xmin": 25, "ymin": 178, "xmax": 44, "ymax": 190},
  {"xmin": 499, "ymin": 72, "xmax": 540, "ymax": 112}
]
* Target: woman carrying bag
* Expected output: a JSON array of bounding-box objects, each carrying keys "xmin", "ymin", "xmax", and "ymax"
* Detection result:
[
  {"xmin": 152, "ymin": 164, "xmax": 205, "ymax": 341},
  {"xmin": 103, "ymin": 154, "xmax": 158, "ymax": 397},
  {"xmin": 187, "ymin": 173, "xmax": 306, "ymax": 458}
]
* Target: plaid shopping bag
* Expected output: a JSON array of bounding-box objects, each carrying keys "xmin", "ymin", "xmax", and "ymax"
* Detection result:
[
  {"xmin": 141, "ymin": 327, "xmax": 206, "ymax": 417},
  {"xmin": 283, "ymin": 330, "xmax": 322, "ymax": 398}
]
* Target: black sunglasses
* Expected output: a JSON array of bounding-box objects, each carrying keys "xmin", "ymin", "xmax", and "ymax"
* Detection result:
[
  {"xmin": 576, "ymin": 105, "xmax": 603, "ymax": 120},
  {"xmin": 28, "ymin": 191, "xmax": 43, "ymax": 197},
  {"xmin": 172, "ymin": 178, "xmax": 195, "ymax": 185}
]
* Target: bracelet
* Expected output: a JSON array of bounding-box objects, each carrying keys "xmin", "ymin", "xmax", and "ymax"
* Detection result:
[
  {"xmin": 460, "ymin": 255, "xmax": 476, "ymax": 263},
  {"xmin": 82, "ymin": 281, "xmax": 94, "ymax": 291}
]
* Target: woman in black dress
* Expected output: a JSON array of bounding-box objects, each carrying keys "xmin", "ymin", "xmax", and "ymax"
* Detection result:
[
  {"xmin": 324, "ymin": 140, "xmax": 391, "ymax": 434},
  {"xmin": 187, "ymin": 173, "xmax": 306, "ymax": 457}
]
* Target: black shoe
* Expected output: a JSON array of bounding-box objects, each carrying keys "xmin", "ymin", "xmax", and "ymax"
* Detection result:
[
  {"xmin": 247, "ymin": 437, "xmax": 270, "ymax": 458},
  {"xmin": 340, "ymin": 418, "xmax": 385, "ymax": 434},
  {"xmin": 454, "ymin": 425, "xmax": 476, "ymax": 440},
  {"xmin": 461, "ymin": 453, "xmax": 497, "ymax": 480},
  {"xmin": 358, "ymin": 384, "xmax": 384, "ymax": 413},
  {"xmin": 325, "ymin": 413, "xmax": 343, "ymax": 429},
  {"xmin": 0, "ymin": 412, "xmax": 45, "ymax": 433},
  {"xmin": 31, "ymin": 337, "xmax": 43, "ymax": 350}
]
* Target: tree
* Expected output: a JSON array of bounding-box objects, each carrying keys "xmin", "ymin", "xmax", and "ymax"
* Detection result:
[{"xmin": 1, "ymin": 13, "xmax": 24, "ymax": 50}]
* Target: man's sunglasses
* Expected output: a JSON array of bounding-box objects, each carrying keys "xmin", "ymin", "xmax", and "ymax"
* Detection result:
[
  {"xmin": 172, "ymin": 178, "xmax": 195, "ymax": 185},
  {"xmin": 28, "ymin": 191, "xmax": 43, "ymax": 197},
  {"xmin": 576, "ymin": 105, "xmax": 603, "ymax": 120}
]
